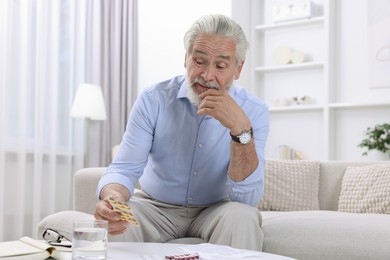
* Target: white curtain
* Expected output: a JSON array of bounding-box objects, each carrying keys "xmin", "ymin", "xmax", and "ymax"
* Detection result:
[
  {"xmin": 0, "ymin": 0, "xmax": 138, "ymax": 241},
  {"xmin": 84, "ymin": 0, "xmax": 139, "ymax": 167}
]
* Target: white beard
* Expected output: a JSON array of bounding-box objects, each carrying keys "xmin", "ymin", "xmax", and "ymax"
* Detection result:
[
  {"xmin": 185, "ymin": 75, "xmax": 233, "ymax": 107},
  {"xmin": 186, "ymin": 82, "xmax": 201, "ymax": 107},
  {"xmin": 186, "ymin": 76, "xmax": 221, "ymax": 107}
]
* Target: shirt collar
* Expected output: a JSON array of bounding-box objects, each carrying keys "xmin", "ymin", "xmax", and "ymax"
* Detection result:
[{"xmin": 177, "ymin": 78, "xmax": 188, "ymax": 99}]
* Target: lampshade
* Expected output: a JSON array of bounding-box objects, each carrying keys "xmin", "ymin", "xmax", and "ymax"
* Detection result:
[{"xmin": 70, "ymin": 83, "xmax": 107, "ymax": 120}]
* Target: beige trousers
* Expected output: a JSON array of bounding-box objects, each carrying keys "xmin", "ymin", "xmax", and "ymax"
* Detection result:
[{"xmin": 109, "ymin": 190, "xmax": 264, "ymax": 251}]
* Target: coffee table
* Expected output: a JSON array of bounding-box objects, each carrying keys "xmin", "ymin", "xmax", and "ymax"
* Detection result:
[{"xmin": 107, "ymin": 242, "xmax": 296, "ymax": 259}]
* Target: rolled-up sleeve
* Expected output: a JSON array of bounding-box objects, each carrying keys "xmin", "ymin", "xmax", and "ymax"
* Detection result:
[{"xmin": 226, "ymin": 102, "xmax": 269, "ymax": 206}]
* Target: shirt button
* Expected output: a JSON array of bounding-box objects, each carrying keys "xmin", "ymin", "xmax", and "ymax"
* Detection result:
[
  {"xmin": 193, "ymin": 171, "xmax": 197, "ymax": 175},
  {"xmin": 198, "ymin": 143, "xmax": 203, "ymax": 148},
  {"xmin": 189, "ymin": 196, "xmax": 193, "ymax": 200}
]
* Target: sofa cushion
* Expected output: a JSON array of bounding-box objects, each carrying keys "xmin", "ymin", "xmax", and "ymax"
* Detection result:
[
  {"xmin": 258, "ymin": 160, "xmax": 320, "ymax": 211},
  {"xmin": 261, "ymin": 210, "xmax": 390, "ymax": 260},
  {"xmin": 338, "ymin": 164, "xmax": 390, "ymax": 214}
]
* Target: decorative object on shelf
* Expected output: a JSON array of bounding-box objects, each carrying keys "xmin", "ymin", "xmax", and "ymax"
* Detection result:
[
  {"xmin": 273, "ymin": 46, "xmax": 307, "ymax": 65},
  {"xmin": 273, "ymin": 95, "xmax": 315, "ymax": 107},
  {"xmin": 358, "ymin": 123, "xmax": 390, "ymax": 159},
  {"xmin": 273, "ymin": 46, "xmax": 292, "ymax": 65},
  {"xmin": 272, "ymin": 0, "xmax": 321, "ymax": 23},
  {"xmin": 291, "ymin": 95, "xmax": 315, "ymax": 105},
  {"xmin": 273, "ymin": 97, "xmax": 291, "ymax": 107},
  {"xmin": 291, "ymin": 49, "xmax": 306, "ymax": 63},
  {"xmin": 278, "ymin": 145, "xmax": 304, "ymax": 160}
]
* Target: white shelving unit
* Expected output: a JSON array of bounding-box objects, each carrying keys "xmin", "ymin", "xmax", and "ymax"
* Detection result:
[
  {"xmin": 233, "ymin": 0, "xmax": 390, "ymax": 161},
  {"xmin": 247, "ymin": 0, "xmax": 332, "ymax": 160}
]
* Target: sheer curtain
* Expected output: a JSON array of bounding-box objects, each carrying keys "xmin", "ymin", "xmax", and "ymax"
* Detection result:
[
  {"xmin": 0, "ymin": 0, "xmax": 138, "ymax": 241},
  {"xmin": 84, "ymin": 0, "xmax": 138, "ymax": 167}
]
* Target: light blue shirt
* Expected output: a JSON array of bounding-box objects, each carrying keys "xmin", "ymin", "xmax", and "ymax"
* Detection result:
[{"xmin": 97, "ymin": 75, "xmax": 269, "ymax": 206}]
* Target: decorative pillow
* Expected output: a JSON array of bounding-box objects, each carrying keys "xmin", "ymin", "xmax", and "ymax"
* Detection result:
[
  {"xmin": 338, "ymin": 164, "xmax": 390, "ymax": 214},
  {"xmin": 258, "ymin": 160, "xmax": 320, "ymax": 211}
]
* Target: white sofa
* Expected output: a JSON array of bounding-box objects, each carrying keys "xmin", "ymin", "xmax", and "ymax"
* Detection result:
[{"xmin": 37, "ymin": 160, "xmax": 390, "ymax": 260}]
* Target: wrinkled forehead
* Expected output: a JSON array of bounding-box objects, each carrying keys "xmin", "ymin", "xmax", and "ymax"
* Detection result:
[{"xmin": 190, "ymin": 34, "xmax": 237, "ymax": 60}]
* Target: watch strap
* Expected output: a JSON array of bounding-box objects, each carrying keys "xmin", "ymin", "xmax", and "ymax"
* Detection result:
[
  {"xmin": 230, "ymin": 127, "xmax": 253, "ymax": 143},
  {"xmin": 230, "ymin": 133, "xmax": 241, "ymax": 143}
]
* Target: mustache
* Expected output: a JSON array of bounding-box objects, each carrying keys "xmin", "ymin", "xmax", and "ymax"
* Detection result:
[{"xmin": 193, "ymin": 76, "xmax": 220, "ymax": 90}]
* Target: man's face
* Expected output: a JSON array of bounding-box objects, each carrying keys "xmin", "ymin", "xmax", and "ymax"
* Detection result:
[{"xmin": 185, "ymin": 34, "xmax": 244, "ymax": 106}]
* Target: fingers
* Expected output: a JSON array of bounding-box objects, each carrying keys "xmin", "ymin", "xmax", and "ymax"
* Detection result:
[
  {"xmin": 198, "ymin": 88, "xmax": 227, "ymax": 100},
  {"xmin": 197, "ymin": 90, "xmax": 226, "ymax": 113},
  {"xmin": 197, "ymin": 89, "xmax": 249, "ymax": 131},
  {"xmin": 197, "ymin": 90, "xmax": 233, "ymax": 118},
  {"xmin": 108, "ymin": 225, "xmax": 129, "ymax": 236},
  {"xmin": 95, "ymin": 199, "xmax": 120, "ymax": 220},
  {"xmin": 94, "ymin": 200, "xmax": 130, "ymax": 235},
  {"xmin": 107, "ymin": 221, "xmax": 130, "ymax": 235}
]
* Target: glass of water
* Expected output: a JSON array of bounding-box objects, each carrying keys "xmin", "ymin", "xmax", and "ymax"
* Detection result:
[{"xmin": 72, "ymin": 219, "xmax": 108, "ymax": 260}]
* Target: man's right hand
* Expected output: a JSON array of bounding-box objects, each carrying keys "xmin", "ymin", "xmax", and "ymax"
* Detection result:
[{"xmin": 94, "ymin": 184, "xmax": 131, "ymax": 235}]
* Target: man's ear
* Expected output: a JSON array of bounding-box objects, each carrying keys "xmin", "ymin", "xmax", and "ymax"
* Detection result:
[
  {"xmin": 234, "ymin": 60, "xmax": 245, "ymax": 80},
  {"xmin": 184, "ymin": 54, "xmax": 187, "ymax": 68}
]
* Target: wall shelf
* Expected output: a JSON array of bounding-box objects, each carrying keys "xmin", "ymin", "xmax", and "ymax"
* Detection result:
[
  {"xmin": 255, "ymin": 62, "xmax": 323, "ymax": 73},
  {"xmin": 255, "ymin": 16, "xmax": 324, "ymax": 31},
  {"xmin": 269, "ymin": 105, "xmax": 323, "ymax": 112},
  {"xmin": 329, "ymin": 102, "xmax": 390, "ymax": 109}
]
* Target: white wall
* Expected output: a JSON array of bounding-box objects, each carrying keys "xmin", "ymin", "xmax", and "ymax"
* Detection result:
[
  {"xmin": 335, "ymin": 0, "xmax": 390, "ymax": 103},
  {"xmin": 333, "ymin": 0, "xmax": 390, "ymax": 160},
  {"xmin": 138, "ymin": 0, "xmax": 232, "ymax": 93}
]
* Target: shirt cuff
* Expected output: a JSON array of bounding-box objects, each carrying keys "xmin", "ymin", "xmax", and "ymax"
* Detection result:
[
  {"xmin": 225, "ymin": 167, "xmax": 264, "ymax": 206},
  {"xmin": 96, "ymin": 172, "xmax": 135, "ymax": 200}
]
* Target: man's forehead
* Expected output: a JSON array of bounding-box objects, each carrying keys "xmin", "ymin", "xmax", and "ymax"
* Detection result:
[
  {"xmin": 193, "ymin": 49, "xmax": 232, "ymax": 61},
  {"xmin": 191, "ymin": 35, "xmax": 236, "ymax": 59}
]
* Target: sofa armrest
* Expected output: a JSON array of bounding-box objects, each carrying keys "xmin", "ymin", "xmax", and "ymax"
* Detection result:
[{"xmin": 73, "ymin": 167, "xmax": 106, "ymax": 214}]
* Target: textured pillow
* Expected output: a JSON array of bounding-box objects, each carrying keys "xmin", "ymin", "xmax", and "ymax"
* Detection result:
[
  {"xmin": 258, "ymin": 160, "xmax": 320, "ymax": 211},
  {"xmin": 338, "ymin": 164, "xmax": 390, "ymax": 214}
]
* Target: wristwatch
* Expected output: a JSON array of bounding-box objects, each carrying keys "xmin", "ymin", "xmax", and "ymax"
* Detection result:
[{"xmin": 230, "ymin": 127, "xmax": 253, "ymax": 144}]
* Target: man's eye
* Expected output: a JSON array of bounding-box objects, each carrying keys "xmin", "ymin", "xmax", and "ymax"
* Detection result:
[
  {"xmin": 217, "ymin": 64, "xmax": 226, "ymax": 69},
  {"xmin": 195, "ymin": 59, "xmax": 204, "ymax": 65}
]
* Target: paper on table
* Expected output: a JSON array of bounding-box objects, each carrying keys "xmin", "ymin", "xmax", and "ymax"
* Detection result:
[{"xmin": 177, "ymin": 243, "xmax": 266, "ymax": 259}]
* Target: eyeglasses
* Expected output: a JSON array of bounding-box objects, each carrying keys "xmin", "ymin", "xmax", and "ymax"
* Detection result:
[{"xmin": 42, "ymin": 228, "xmax": 72, "ymax": 248}]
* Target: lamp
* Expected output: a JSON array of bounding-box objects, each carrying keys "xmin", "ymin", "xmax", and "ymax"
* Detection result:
[
  {"xmin": 71, "ymin": 83, "xmax": 107, "ymax": 166},
  {"xmin": 70, "ymin": 83, "xmax": 107, "ymax": 120}
]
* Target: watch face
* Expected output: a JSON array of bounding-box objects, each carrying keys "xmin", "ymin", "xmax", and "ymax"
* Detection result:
[{"xmin": 238, "ymin": 132, "xmax": 252, "ymax": 144}]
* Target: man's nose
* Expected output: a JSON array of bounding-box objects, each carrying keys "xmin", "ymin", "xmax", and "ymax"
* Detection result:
[{"xmin": 201, "ymin": 65, "xmax": 217, "ymax": 81}]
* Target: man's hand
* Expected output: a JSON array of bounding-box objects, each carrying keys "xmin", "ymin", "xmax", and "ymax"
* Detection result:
[
  {"xmin": 197, "ymin": 88, "xmax": 251, "ymax": 134},
  {"xmin": 95, "ymin": 198, "xmax": 130, "ymax": 235},
  {"xmin": 197, "ymin": 88, "xmax": 258, "ymax": 182},
  {"xmin": 94, "ymin": 184, "xmax": 131, "ymax": 235}
]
